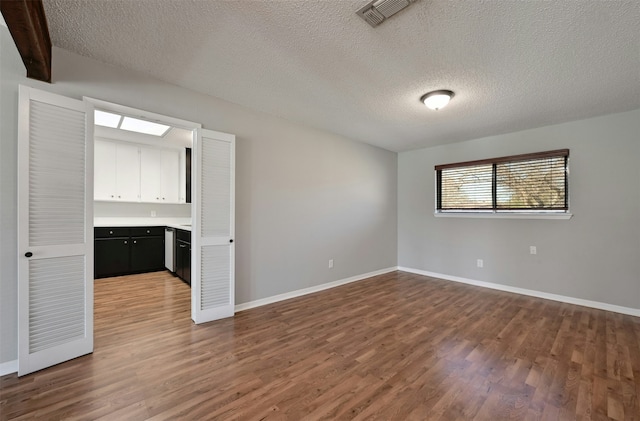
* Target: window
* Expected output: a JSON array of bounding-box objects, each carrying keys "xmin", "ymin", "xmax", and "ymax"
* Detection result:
[{"xmin": 436, "ymin": 149, "xmax": 569, "ymax": 213}]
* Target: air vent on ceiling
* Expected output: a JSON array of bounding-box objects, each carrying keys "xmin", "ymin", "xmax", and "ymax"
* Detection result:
[{"xmin": 357, "ymin": 0, "xmax": 416, "ymax": 27}]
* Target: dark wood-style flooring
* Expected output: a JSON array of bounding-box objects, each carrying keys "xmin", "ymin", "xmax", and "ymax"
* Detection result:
[{"xmin": 1, "ymin": 270, "xmax": 639, "ymax": 420}]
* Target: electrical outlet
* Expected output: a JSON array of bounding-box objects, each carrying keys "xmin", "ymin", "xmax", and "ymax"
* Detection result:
[
  {"xmin": 477, "ymin": 259, "xmax": 483, "ymax": 268},
  {"xmin": 328, "ymin": 259, "xmax": 334, "ymax": 269},
  {"xmin": 151, "ymin": 210, "xmax": 157, "ymax": 217},
  {"xmin": 530, "ymin": 246, "xmax": 537, "ymax": 255}
]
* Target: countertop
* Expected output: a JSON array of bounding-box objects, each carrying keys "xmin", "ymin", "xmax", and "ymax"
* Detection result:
[
  {"xmin": 94, "ymin": 217, "xmax": 192, "ymax": 232},
  {"xmin": 166, "ymin": 223, "xmax": 192, "ymax": 232}
]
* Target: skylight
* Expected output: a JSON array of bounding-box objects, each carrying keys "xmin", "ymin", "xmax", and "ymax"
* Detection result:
[
  {"xmin": 94, "ymin": 110, "xmax": 122, "ymax": 128},
  {"xmin": 93, "ymin": 110, "xmax": 171, "ymax": 137},
  {"xmin": 120, "ymin": 116, "xmax": 171, "ymax": 136}
]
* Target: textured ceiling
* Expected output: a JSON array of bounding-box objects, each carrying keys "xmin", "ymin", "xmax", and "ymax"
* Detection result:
[{"xmin": 42, "ymin": 0, "xmax": 640, "ymax": 152}]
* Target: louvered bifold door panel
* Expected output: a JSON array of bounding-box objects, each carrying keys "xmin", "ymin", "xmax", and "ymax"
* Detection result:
[
  {"xmin": 18, "ymin": 86, "xmax": 93, "ymax": 376},
  {"xmin": 29, "ymin": 101, "xmax": 86, "ymax": 245},
  {"xmin": 193, "ymin": 129, "xmax": 235, "ymax": 323},
  {"xmin": 201, "ymin": 245, "xmax": 231, "ymax": 310},
  {"xmin": 201, "ymin": 139, "xmax": 231, "ymax": 237},
  {"xmin": 29, "ymin": 256, "xmax": 85, "ymax": 353}
]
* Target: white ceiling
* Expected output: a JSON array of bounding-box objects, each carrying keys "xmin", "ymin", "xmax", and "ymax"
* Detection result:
[{"xmin": 42, "ymin": 0, "xmax": 640, "ymax": 152}]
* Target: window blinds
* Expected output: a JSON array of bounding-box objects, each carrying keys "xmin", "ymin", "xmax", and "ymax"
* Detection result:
[{"xmin": 436, "ymin": 150, "xmax": 569, "ymax": 212}]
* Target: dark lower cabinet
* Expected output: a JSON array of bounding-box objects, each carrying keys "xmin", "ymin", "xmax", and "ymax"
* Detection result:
[
  {"xmin": 175, "ymin": 229, "xmax": 191, "ymax": 286},
  {"xmin": 95, "ymin": 226, "xmax": 165, "ymax": 279},
  {"xmin": 131, "ymin": 236, "xmax": 165, "ymax": 273},
  {"xmin": 95, "ymin": 237, "xmax": 130, "ymax": 278}
]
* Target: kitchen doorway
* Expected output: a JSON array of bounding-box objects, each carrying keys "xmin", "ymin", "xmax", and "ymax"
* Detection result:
[
  {"xmin": 87, "ymin": 96, "xmax": 237, "ymax": 324},
  {"xmin": 18, "ymin": 86, "xmax": 235, "ymax": 375},
  {"xmin": 87, "ymin": 98, "xmax": 198, "ymax": 317}
]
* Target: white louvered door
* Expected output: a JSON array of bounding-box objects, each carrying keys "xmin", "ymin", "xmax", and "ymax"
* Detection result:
[
  {"xmin": 192, "ymin": 129, "xmax": 235, "ymax": 323},
  {"xmin": 17, "ymin": 86, "xmax": 93, "ymax": 376}
]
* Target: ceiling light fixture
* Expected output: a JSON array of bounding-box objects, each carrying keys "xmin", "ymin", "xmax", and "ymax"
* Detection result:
[{"xmin": 421, "ymin": 90, "xmax": 455, "ymax": 110}]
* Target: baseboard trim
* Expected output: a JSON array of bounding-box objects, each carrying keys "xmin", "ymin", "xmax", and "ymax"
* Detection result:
[
  {"xmin": 235, "ymin": 266, "xmax": 398, "ymax": 312},
  {"xmin": 0, "ymin": 359, "xmax": 18, "ymax": 376},
  {"xmin": 398, "ymin": 267, "xmax": 640, "ymax": 317}
]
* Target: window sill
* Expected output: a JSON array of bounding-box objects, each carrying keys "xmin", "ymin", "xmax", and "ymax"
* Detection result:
[{"xmin": 434, "ymin": 212, "xmax": 573, "ymax": 220}]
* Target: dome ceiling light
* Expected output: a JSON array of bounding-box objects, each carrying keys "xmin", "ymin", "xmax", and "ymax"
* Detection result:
[{"xmin": 421, "ymin": 90, "xmax": 455, "ymax": 111}]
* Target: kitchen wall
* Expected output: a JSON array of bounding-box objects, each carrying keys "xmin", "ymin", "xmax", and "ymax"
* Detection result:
[
  {"xmin": 398, "ymin": 109, "xmax": 640, "ymax": 310},
  {"xmin": 94, "ymin": 202, "xmax": 191, "ymax": 219},
  {"xmin": 0, "ymin": 26, "xmax": 398, "ymax": 366}
]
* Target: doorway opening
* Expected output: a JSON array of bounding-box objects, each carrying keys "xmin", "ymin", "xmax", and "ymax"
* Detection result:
[
  {"xmin": 18, "ymin": 86, "xmax": 235, "ymax": 375},
  {"xmin": 86, "ymin": 97, "xmax": 200, "ymax": 318}
]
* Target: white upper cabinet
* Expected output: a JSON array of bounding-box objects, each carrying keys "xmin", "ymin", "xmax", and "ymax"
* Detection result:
[
  {"xmin": 94, "ymin": 140, "xmax": 140, "ymax": 201},
  {"xmin": 139, "ymin": 147, "xmax": 181, "ymax": 203},
  {"xmin": 95, "ymin": 139, "xmax": 184, "ymax": 204},
  {"xmin": 140, "ymin": 147, "xmax": 162, "ymax": 202},
  {"xmin": 94, "ymin": 140, "xmax": 117, "ymax": 201},
  {"xmin": 161, "ymin": 149, "xmax": 181, "ymax": 203},
  {"xmin": 116, "ymin": 143, "xmax": 141, "ymax": 201}
]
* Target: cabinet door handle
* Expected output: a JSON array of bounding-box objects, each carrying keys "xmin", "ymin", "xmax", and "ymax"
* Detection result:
[
  {"xmin": 229, "ymin": 239, "xmax": 234, "ymax": 243},
  {"xmin": 146, "ymin": 230, "xmax": 150, "ymax": 233},
  {"xmin": 179, "ymin": 244, "xmax": 187, "ymax": 248},
  {"xmin": 25, "ymin": 252, "xmax": 33, "ymax": 258},
  {"xmin": 124, "ymin": 240, "xmax": 127, "ymax": 244},
  {"xmin": 133, "ymin": 240, "xmax": 137, "ymax": 244}
]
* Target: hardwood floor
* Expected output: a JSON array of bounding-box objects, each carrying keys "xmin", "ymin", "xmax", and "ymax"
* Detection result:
[{"xmin": 1, "ymin": 270, "xmax": 639, "ymax": 420}]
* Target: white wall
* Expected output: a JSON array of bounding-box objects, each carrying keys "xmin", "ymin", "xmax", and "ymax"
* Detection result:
[
  {"xmin": 94, "ymin": 202, "xmax": 191, "ymax": 219},
  {"xmin": 0, "ymin": 27, "xmax": 398, "ymax": 365},
  {"xmin": 0, "ymin": 24, "xmax": 23, "ymax": 367},
  {"xmin": 398, "ymin": 110, "xmax": 640, "ymax": 310}
]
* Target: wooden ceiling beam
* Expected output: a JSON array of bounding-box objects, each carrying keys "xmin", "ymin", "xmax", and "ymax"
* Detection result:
[{"xmin": 1, "ymin": 0, "xmax": 52, "ymax": 82}]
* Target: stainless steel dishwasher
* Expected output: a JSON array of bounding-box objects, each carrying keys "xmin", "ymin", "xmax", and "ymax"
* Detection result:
[{"xmin": 164, "ymin": 227, "xmax": 175, "ymax": 272}]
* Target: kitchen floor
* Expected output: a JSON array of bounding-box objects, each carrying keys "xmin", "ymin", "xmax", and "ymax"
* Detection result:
[{"xmin": 94, "ymin": 271, "xmax": 191, "ymax": 338}]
